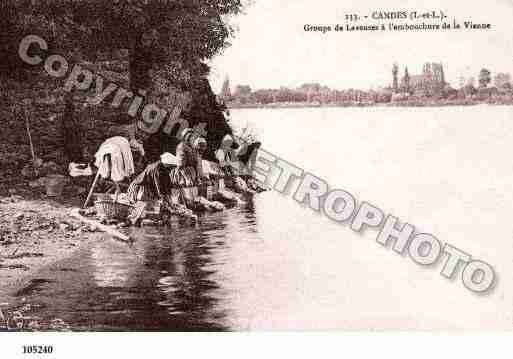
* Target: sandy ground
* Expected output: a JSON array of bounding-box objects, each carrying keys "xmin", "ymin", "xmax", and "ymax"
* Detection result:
[
  {"xmin": 0, "ymin": 183, "xmax": 102, "ymax": 301},
  {"xmin": 0, "ymin": 180, "xmax": 109, "ymax": 330}
]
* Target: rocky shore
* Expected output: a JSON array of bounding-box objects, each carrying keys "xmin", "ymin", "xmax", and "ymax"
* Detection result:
[{"xmin": 0, "ymin": 179, "xmax": 104, "ymax": 330}]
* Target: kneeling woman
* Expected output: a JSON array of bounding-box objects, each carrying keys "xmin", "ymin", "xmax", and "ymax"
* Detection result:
[
  {"xmin": 215, "ymin": 134, "xmax": 255, "ymax": 194},
  {"xmin": 127, "ymin": 152, "xmax": 197, "ymax": 222},
  {"xmin": 172, "ymin": 129, "xmax": 224, "ymax": 212}
]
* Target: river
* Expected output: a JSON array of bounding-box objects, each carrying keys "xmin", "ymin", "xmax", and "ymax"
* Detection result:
[{"xmin": 6, "ymin": 106, "xmax": 513, "ymax": 330}]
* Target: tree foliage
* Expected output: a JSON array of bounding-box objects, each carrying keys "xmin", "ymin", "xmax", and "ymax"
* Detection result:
[
  {"xmin": 478, "ymin": 68, "xmax": 492, "ymax": 88},
  {"xmin": 494, "ymin": 72, "xmax": 511, "ymax": 90},
  {"xmin": 1, "ymin": 0, "xmax": 244, "ymax": 89},
  {"xmin": 1, "ymin": 0, "xmax": 248, "ymax": 165}
]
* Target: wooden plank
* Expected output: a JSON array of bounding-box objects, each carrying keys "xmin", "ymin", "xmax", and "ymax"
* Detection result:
[{"xmin": 70, "ymin": 208, "xmax": 132, "ymax": 242}]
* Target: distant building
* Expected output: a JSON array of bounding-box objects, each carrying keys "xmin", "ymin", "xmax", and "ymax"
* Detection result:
[
  {"xmin": 233, "ymin": 84, "xmax": 252, "ymax": 97},
  {"xmin": 395, "ymin": 62, "xmax": 446, "ymax": 96},
  {"xmin": 220, "ymin": 76, "xmax": 232, "ymax": 99},
  {"xmin": 392, "ymin": 63, "xmax": 399, "ymax": 92}
]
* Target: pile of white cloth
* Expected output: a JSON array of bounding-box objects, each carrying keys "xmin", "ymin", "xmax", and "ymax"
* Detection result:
[
  {"xmin": 68, "ymin": 163, "xmax": 93, "ymax": 177},
  {"xmin": 94, "ymin": 136, "xmax": 135, "ymax": 182}
]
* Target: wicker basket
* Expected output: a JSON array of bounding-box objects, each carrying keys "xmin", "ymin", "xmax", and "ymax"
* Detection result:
[{"xmin": 95, "ymin": 198, "xmax": 134, "ymax": 220}]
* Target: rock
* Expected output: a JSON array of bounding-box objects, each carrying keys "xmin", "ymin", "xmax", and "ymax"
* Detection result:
[
  {"xmin": 9, "ymin": 195, "xmax": 23, "ymax": 202},
  {"xmin": 9, "ymin": 222, "xmax": 20, "ymax": 233},
  {"xmin": 84, "ymin": 208, "xmax": 97, "ymax": 216},
  {"xmin": 36, "ymin": 221, "xmax": 51, "ymax": 230},
  {"xmin": 14, "ymin": 213, "xmax": 24, "ymax": 221},
  {"xmin": 141, "ymin": 219, "xmax": 158, "ymax": 226},
  {"xmin": 21, "ymin": 165, "xmax": 35, "ymax": 178},
  {"xmin": 103, "ymin": 218, "xmax": 118, "ymax": 225},
  {"xmin": 33, "ymin": 157, "xmax": 44, "ymax": 169},
  {"xmin": 28, "ymin": 179, "xmax": 43, "ymax": 188},
  {"xmin": 58, "ymin": 223, "xmax": 69, "ymax": 231}
]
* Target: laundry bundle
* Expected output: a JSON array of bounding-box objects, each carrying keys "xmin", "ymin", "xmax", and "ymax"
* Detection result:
[{"xmin": 94, "ymin": 136, "xmax": 135, "ymax": 182}]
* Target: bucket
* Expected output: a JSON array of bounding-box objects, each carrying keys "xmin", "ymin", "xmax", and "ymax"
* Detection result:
[{"xmin": 45, "ymin": 175, "xmax": 67, "ymax": 197}]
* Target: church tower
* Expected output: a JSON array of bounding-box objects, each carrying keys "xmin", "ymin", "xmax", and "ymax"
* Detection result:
[
  {"xmin": 392, "ymin": 63, "xmax": 399, "ymax": 93},
  {"xmin": 404, "ymin": 67, "xmax": 410, "ymax": 92}
]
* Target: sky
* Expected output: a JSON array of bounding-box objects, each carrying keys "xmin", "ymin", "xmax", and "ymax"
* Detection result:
[{"xmin": 208, "ymin": 0, "xmax": 513, "ymax": 93}]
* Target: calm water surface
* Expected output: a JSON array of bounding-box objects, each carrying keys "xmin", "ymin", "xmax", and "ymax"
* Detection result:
[{"xmin": 8, "ymin": 106, "xmax": 513, "ymax": 330}]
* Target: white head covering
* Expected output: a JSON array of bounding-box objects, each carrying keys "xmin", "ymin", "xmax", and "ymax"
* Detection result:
[
  {"xmin": 160, "ymin": 152, "xmax": 177, "ymax": 165},
  {"xmin": 193, "ymin": 137, "xmax": 207, "ymax": 149},
  {"xmin": 222, "ymin": 134, "xmax": 234, "ymax": 148}
]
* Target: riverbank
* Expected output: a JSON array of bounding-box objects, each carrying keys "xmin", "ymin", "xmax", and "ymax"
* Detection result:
[
  {"xmin": 0, "ymin": 179, "xmax": 105, "ymax": 330},
  {"xmin": 0, "ymin": 197, "xmax": 95, "ymax": 288}
]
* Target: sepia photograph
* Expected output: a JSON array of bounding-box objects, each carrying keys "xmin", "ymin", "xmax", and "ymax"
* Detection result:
[{"xmin": 1, "ymin": 0, "xmax": 513, "ymax": 355}]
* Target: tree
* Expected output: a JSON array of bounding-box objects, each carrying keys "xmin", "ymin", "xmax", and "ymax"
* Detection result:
[
  {"xmin": 298, "ymin": 83, "xmax": 322, "ymax": 93},
  {"xmin": 2, "ymin": 0, "xmax": 245, "ymax": 92},
  {"xmin": 478, "ymin": 68, "xmax": 492, "ymax": 88},
  {"xmin": 494, "ymin": 72, "xmax": 511, "ymax": 90},
  {"xmin": 462, "ymin": 77, "xmax": 477, "ymax": 98},
  {"xmin": 233, "ymin": 85, "xmax": 252, "ymax": 97},
  {"xmin": 1, "ymin": 1, "xmax": 249, "ymax": 167},
  {"xmin": 253, "ymin": 89, "xmax": 275, "ymax": 104}
]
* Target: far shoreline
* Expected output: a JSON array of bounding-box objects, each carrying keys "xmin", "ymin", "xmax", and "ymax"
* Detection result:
[{"xmin": 227, "ymin": 101, "xmax": 513, "ymax": 110}]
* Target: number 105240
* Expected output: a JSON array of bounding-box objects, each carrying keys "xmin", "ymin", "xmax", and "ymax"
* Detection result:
[{"xmin": 22, "ymin": 345, "xmax": 54, "ymax": 354}]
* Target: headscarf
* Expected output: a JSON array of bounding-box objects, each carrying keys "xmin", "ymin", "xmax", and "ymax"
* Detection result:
[
  {"xmin": 181, "ymin": 128, "xmax": 194, "ymax": 144},
  {"xmin": 193, "ymin": 137, "xmax": 207, "ymax": 150},
  {"xmin": 160, "ymin": 152, "xmax": 177, "ymax": 165},
  {"xmin": 221, "ymin": 134, "xmax": 234, "ymax": 149}
]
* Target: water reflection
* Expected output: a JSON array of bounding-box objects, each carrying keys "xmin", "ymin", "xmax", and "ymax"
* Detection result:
[
  {"xmin": 153, "ymin": 225, "xmax": 229, "ymax": 330},
  {"xmin": 10, "ymin": 200, "xmax": 260, "ymax": 331},
  {"xmin": 90, "ymin": 244, "xmax": 133, "ymax": 288}
]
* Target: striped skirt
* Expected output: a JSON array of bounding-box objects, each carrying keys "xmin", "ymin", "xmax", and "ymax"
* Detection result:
[{"xmin": 169, "ymin": 166, "xmax": 197, "ymax": 187}]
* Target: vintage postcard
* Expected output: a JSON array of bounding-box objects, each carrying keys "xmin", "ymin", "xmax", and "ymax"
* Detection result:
[{"xmin": 0, "ymin": 0, "xmax": 512, "ymax": 356}]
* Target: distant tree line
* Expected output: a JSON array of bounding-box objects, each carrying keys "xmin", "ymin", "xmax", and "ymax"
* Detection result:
[
  {"xmin": 222, "ymin": 82, "xmax": 392, "ymax": 105},
  {"xmin": 221, "ymin": 68, "xmax": 513, "ymax": 106}
]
